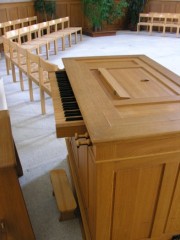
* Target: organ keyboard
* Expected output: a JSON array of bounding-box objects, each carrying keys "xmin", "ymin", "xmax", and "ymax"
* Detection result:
[
  {"xmin": 55, "ymin": 71, "xmax": 83, "ymax": 122},
  {"xmin": 50, "ymin": 55, "xmax": 180, "ymax": 240},
  {"xmin": 51, "ymin": 70, "xmax": 86, "ymax": 137}
]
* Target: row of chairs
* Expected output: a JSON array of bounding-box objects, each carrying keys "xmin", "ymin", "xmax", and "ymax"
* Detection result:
[
  {"xmin": 3, "ymin": 36, "xmax": 61, "ymax": 115},
  {"xmin": 0, "ymin": 16, "xmax": 37, "ymax": 45},
  {"xmin": 137, "ymin": 12, "xmax": 180, "ymax": 36},
  {"xmin": 4, "ymin": 17, "xmax": 82, "ymax": 60},
  {"xmin": 0, "ymin": 16, "xmax": 37, "ymax": 34}
]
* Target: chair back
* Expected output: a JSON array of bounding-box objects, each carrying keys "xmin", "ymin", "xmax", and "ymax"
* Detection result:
[
  {"xmin": 17, "ymin": 44, "xmax": 28, "ymax": 69},
  {"xmin": 48, "ymin": 19, "xmax": 57, "ymax": 32},
  {"xmin": 12, "ymin": 19, "xmax": 23, "ymax": 29},
  {"xmin": 27, "ymin": 50, "xmax": 40, "ymax": 75},
  {"xmin": 28, "ymin": 16, "xmax": 37, "ymax": 25},
  {"xmin": 29, "ymin": 24, "xmax": 40, "ymax": 40},
  {"xmin": 4, "ymin": 21, "xmax": 13, "ymax": 33},
  {"xmin": 2, "ymin": 36, "xmax": 10, "ymax": 55},
  {"xmin": 5, "ymin": 29, "xmax": 19, "ymax": 42},
  {"xmin": 19, "ymin": 26, "xmax": 30, "ymax": 43},
  {"xmin": 39, "ymin": 22, "xmax": 50, "ymax": 36},
  {"xmin": 61, "ymin": 16, "xmax": 70, "ymax": 28},
  {"xmin": 9, "ymin": 39, "xmax": 18, "ymax": 60}
]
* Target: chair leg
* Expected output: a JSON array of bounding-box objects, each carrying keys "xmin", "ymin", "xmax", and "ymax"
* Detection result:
[
  {"xmin": 5, "ymin": 58, "xmax": 10, "ymax": 75},
  {"xmin": 75, "ymin": 32, "xmax": 77, "ymax": 44},
  {"xmin": 80, "ymin": 29, "xmax": 82, "ymax": 41},
  {"xmin": 69, "ymin": 34, "xmax": 72, "ymax": 47},
  {"xmin": 62, "ymin": 37, "xmax": 65, "ymax": 51},
  {"xmin": 19, "ymin": 70, "xmax": 24, "ymax": 91},
  {"xmin": 11, "ymin": 63, "xmax": 16, "ymax": 82},
  {"xmin": 45, "ymin": 44, "xmax": 49, "ymax": 60},
  {"xmin": 40, "ymin": 88, "xmax": 46, "ymax": 114}
]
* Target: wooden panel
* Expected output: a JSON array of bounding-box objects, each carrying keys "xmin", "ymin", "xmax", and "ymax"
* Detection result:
[
  {"xmin": 77, "ymin": 143, "xmax": 89, "ymax": 209},
  {"xmin": 148, "ymin": 1, "xmax": 163, "ymax": 12},
  {"xmin": 165, "ymin": 164, "xmax": 180, "ymax": 232},
  {"xmin": 18, "ymin": 6, "xmax": 29, "ymax": 19},
  {"xmin": 7, "ymin": 7, "xmax": 18, "ymax": 20},
  {"xmin": 0, "ymin": 8, "xmax": 7, "ymax": 22},
  {"xmin": 0, "ymin": 168, "xmax": 35, "ymax": 239},
  {"xmin": 87, "ymin": 149, "xmax": 96, "ymax": 240},
  {"xmin": 151, "ymin": 162, "xmax": 180, "ymax": 237},
  {"xmin": 112, "ymin": 165, "xmax": 163, "ymax": 239},
  {"xmin": 69, "ymin": 3, "xmax": 83, "ymax": 26},
  {"xmin": 147, "ymin": 1, "xmax": 180, "ymax": 14},
  {"xmin": 56, "ymin": 3, "xmax": 68, "ymax": 18},
  {"xmin": 0, "ymin": 2, "xmax": 35, "ymax": 23},
  {"xmin": 162, "ymin": 2, "xmax": 177, "ymax": 12}
]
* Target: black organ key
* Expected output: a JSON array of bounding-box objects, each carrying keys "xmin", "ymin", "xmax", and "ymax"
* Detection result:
[
  {"xmin": 55, "ymin": 71, "xmax": 83, "ymax": 121},
  {"xmin": 65, "ymin": 117, "xmax": 83, "ymax": 121},
  {"xmin": 64, "ymin": 111, "xmax": 81, "ymax": 117},
  {"xmin": 61, "ymin": 97, "xmax": 76, "ymax": 103}
]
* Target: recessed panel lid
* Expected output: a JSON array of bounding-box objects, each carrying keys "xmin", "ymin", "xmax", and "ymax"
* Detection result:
[{"xmin": 63, "ymin": 55, "xmax": 180, "ymax": 143}]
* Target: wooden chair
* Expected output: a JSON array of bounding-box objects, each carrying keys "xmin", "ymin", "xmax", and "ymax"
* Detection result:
[
  {"xmin": 48, "ymin": 19, "xmax": 56, "ymax": 33},
  {"xmin": 28, "ymin": 16, "xmax": 37, "ymax": 25},
  {"xmin": 137, "ymin": 13, "xmax": 153, "ymax": 33},
  {"xmin": 3, "ymin": 21, "xmax": 13, "ymax": 34},
  {"xmin": 52, "ymin": 18, "xmax": 71, "ymax": 51},
  {"xmin": 61, "ymin": 16, "xmax": 82, "ymax": 44},
  {"xmin": 18, "ymin": 26, "xmax": 30, "ymax": 43},
  {"xmin": 28, "ymin": 24, "xmax": 50, "ymax": 59},
  {"xmin": 21, "ymin": 17, "xmax": 30, "ymax": 27},
  {"xmin": 12, "ymin": 19, "xmax": 23, "ymax": 30},
  {"xmin": 27, "ymin": 50, "xmax": 40, "ymax": 101},
  {"xmin": 38, "ymin": 22, "xmax": 58, "ymax": 55},
  {"xmin": 163, "ymin": 14, "xmax": 180, "ymax": 37},
  {"xmin": 2, "ymin": 36, "xmax": 11, "ymax": 75},
  {"xmin": 9, "ymin": 40, "xmax": 19, "ymax": 82},
  {"xmin": 5, "ymin": 29, "xmax": 19, "ymax": 42},
  {"xmin": 150, "ymin": 13, "xmax": 166, "ymax": 34},
  {"xmin": 17, "ymin": 44, "xmax": 29, "ymax": 91},
  {"xmin": 39, "ymin": 57, "xmax": 60, "ymax": 114}
]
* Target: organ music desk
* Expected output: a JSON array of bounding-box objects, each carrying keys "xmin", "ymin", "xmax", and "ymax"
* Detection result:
[
  {"xmin": 51, "ymin": 55, "xmax": 180, "ymax": 240},
  {"xmin": 0, "ymin": 79, "xmax": 35, "ymax": 240}
]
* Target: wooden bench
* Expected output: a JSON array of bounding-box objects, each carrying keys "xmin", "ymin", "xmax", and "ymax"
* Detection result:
[
  {"xmin": 137, "ymin": 12, "xmax": 180, "ymax": 37},
  {"xmin": 50, "ymin": 169, "xmax": 77, "ymax": 221}
]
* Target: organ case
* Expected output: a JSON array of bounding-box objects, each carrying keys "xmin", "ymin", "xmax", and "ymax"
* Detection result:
[{"xmin": 51, "ymin": 55, "xmax": 180, "ymax": 240}]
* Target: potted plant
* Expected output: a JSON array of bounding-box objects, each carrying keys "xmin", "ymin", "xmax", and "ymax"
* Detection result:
[
  {"xmin": 82, "ymin": 0, "xmax": 128, "ymax": 34},
  {"xmin": 126, "ymin": 0, "xmax": 148, "ymax": 30},
  {"xmin": 34, "ymin": 0, "xmax": 56, "ymax": 21}
]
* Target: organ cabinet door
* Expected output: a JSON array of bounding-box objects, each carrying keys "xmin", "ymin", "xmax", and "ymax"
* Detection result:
[{"xmin": 50, "ymin": 55, "xmax": 180, "ymax": 240}]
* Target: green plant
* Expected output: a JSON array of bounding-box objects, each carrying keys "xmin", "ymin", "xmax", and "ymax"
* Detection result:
[
  {"xmin": 126, "ymin": 0, "xmax": 148, "ymax": 29},
  {"xmin": 82, "ymin": 0, "xmax": 128, "ymax": 31},
  {"xmin": 34, "ymin": 0, "xmax": 56, "ymax": 21}
]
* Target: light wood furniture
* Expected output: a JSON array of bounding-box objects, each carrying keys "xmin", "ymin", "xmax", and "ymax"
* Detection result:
[
  {"xmin": 9, "ymin": 39, "xmax": 19, "ymax": 83},
  {"xmin": 17, "ymin": 44, "xmax": 29, "ymax": 91},
  {"xmin": 61, "ymin": 16, "xmax": 82, "ymax": 44},
  {"xmin": 39, "ymin": 57, "xmax": 60, "ymax": 114},
  {"xmin": 0, "ymin": 79, "xmax": 35, "ymax": 240},
  {"xmin": 137, "ymin": 12, "xmax": 180, "ymax": 36},
  {"xmin": 50, "ymin": 169, "xmax": 77, "ymax": 221},
  {"xmin": 137, "ymin": 13, "xmax": 152, "ymax": 32},
  {"xmin": 27, "ymin": 50, "xmax": 40, "ymax": 102},
  {"xmin": 51, "ymin": 55, "xmax": 180, "ymax": 240},
  {"xmin": 2, "ymin": 36, "xmax": 11, "ymax": 75}
]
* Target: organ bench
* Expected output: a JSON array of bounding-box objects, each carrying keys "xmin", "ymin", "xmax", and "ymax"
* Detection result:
[{"xmin": 51, "ymin": 55, "xmax": 180, "ymax": 240}]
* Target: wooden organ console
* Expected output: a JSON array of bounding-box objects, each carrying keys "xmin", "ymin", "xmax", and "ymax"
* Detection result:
[
  {"xmin": 50, "ymin": 55, "xmax": 180, "ymax": 240},
  {"xmin": 0, "ymin": 79, "xmax": 35, "ymax": 240}
]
